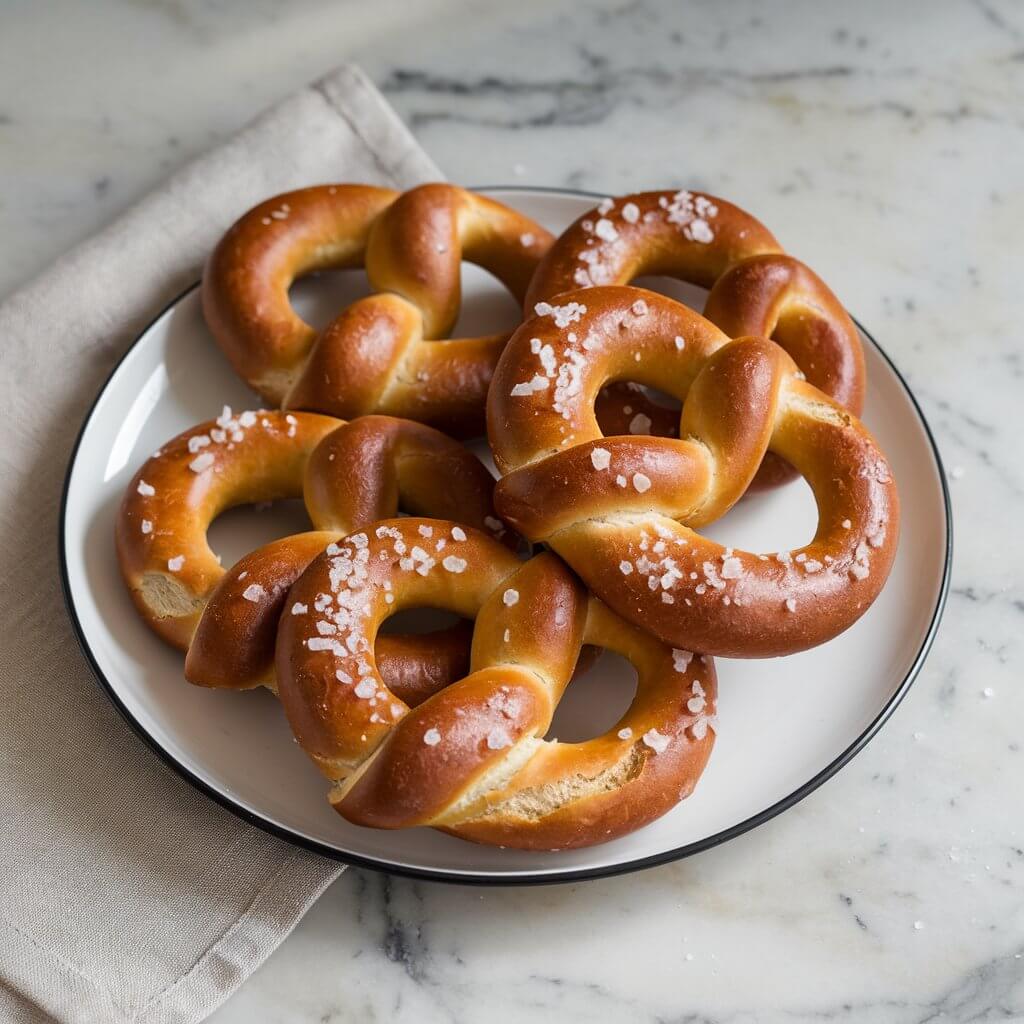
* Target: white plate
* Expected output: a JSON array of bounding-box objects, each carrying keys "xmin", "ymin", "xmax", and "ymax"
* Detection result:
[{"xmin": 60, "ymin": 187, "xmax": 950, "ymax": 884}]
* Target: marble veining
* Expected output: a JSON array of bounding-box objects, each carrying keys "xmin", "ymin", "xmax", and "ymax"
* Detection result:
[{"xmin": 2, "ymin": 0, "xmax": 1022, "ymax": 1020}]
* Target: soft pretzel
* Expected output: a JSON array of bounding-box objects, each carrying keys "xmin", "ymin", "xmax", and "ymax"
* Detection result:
[
  {"xmin": 275, "ymin": 518, "xmax": 717, "ymax": 850},
  {"xmin": 487, "ymin": 286, "xmax": 899, "ymax": 658},
  {"xmin": 116, "ymin": 410, "xmax": 512, "ymax": 699},
  {"xmin": 529, "ymin": 190, "xmax": 865, "ymax": 488},
  {"xmin": 202, "ymin": 183, "xmax": 554, "ymax": 437}
]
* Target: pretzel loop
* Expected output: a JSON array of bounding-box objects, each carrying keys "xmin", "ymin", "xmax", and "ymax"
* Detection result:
[
  {"xmin": 527, "ymin": 190, "xmax": 865, "ymax": 486},
  {"xmin": 203, "ymin": 183, "xmax": 554, "ymax": 436},
  {"xmin": 276, "ymin": 520, "xmax": 718, "ymax": 850},
  {"xmin": 488, "ymin": 286, "xmax": 899, "ymax": 658},
  {"xmin": 117, "ymin": 412, "xmax": 511, "ymax": 698}
]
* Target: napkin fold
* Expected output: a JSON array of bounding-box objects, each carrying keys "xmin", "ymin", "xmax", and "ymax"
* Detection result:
[{"xmin": 0, "ymin": 65, "xmax": 441, "ymax": 1024}]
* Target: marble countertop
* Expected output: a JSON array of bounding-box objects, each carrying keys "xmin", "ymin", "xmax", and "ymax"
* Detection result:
[{"xmin": 4, "ymin": 0, "xmax": 1021, "ymax": 1020}]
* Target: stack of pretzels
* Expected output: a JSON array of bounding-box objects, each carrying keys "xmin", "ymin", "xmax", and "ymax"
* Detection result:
[{"xmin": 117, "ymin": 183, "xmax": 898, "ymax": 851}]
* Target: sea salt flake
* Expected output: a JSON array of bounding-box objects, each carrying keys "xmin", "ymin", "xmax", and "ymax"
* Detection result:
[
  {"xmin": 720, "ymin": 556, "xmax": 743, "ymax": 579},
  {"xmin": 643, "ymin": 729, "xmax": 670, "ymax": 753},
  {"xmin": 672, "ymin": 649, "xmax": 693, "ymax": 672},
  {"xmin": 486, "ymin": 727, "xmax": 512, "ymax": 750},
  {"xmin": 630, "ymin": 413, "xmax": 652, "ymax": 435}
]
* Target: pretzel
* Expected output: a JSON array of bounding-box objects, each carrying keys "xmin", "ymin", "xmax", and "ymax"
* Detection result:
[
  {"xmin": 487, "ymin": 287, "xmax": 899, "ymax": 658},
  {"xmin": 116, "ymin": 410, "xmax": 511, "ymax": 700},
  {"xmin": 275, "ymin": 519, "xmax": 717, "ymax": 849},
  {"xmin": 528, "ymin": 190, "xmax": 865, "ymax": 488},
  {"xmin": 202, "ymin": 183, "xmax": 554, "ymax": 437}
]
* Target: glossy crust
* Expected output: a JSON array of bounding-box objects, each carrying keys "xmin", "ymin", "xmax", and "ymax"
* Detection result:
[
  {"xmin": 116, "ymin": 411, "xmax": 513, "ymax": 698},
  {"xmin": 202, "ymin": 183, "xmax": 554, "ymax": 437},
  {"xmin": 487, "ymin": 286, "xmax": 899, "ymax": 658},
  {"xmin": 276, "ymin": 518, "xmax": 717, "ymax": 850},
  {"xmin": 528, "ymin": 190, "xmax": 865, "ymax": 488}
]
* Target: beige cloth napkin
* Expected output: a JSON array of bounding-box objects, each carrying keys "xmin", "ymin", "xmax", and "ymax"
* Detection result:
[{"xmin": 0, "ymin": 66, "xmax": 440, "ymax": 1024}]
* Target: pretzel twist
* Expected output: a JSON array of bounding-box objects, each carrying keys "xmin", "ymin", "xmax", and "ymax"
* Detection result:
[
  {"xmin": 487, "ymin": 286, "xmax": 898, "ymax": 658},
  {"xmin": 529, "ymin": 190, "xmax": 865, "ymax": 488},
  {"xmin": 202, "ymin": 183, "xmax": 554, "ymax": 437},
  {"xmin": 276, "ymin": 519, "xmax": 717, "ymax": 849},
  {"xmin": 116, "ymin": 410, "xmax": 511, "ymax": 700}
]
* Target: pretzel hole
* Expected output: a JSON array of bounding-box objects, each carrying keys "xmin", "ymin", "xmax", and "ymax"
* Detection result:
[
  {"xmin": 702, "ymin": 472, "xmax": 818, "ymax": 553},
  {"xmin": 289, "ymin": 269, "xmax": 374, "ymax": 331},
  {"xmin": 378, "ymin": 606, "xmax": 465, "ymax": 635},
  {"xmin": 288, "ymin": 265, "xmax": 521, "ymax": 339},
  {"xmin": 544, "ymin": 651, "xmax": 637, "ymax": 743},
  {"xmin": 206, "ymin": 499, "xmax": 310, "ymax": 568}
]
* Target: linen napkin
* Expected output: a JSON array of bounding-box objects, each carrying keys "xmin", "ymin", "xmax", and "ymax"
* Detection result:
[{"xmin": 0, "ymin": 65, "xmax": 440, "ymax": 1024}]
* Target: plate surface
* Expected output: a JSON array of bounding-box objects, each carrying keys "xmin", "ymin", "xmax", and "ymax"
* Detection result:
[{"xmin": 60, "ymin": 187, "xmax": 950, "ymax": 884}]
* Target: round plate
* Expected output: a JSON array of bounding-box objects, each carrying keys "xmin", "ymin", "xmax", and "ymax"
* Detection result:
[{"xmin": 60, "ymin": 187, "xmax": 950, "ymax": 884}]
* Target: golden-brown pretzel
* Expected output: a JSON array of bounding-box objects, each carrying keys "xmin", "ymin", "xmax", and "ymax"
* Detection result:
[
  {"xmin": 276, "ymin": 518, "xmax": 717, "ymax": 850},
  {"xmin": 487, "ymin": 287, "xmax": 899, "ymax": 658},
  {"xmin": 116, "ymin": 410, "xmax": 512, "ymax": 699},
  {"xmin": 202, "ymin": 183, "xmax": 554, "ymax": 437},
  {"xmin": 528, "ymin": 190, "xmax": 865, "ymax": 488}
]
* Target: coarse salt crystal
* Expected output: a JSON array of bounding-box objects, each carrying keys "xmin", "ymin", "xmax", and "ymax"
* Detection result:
[
  {"xmin": 633, "ymin": 473, "xmax": 652, "ymax": 493},
  {"xmin": 354, "ymin": 680, "xmax": 376, "ymax": 699},
  {"xmin": 720, "ymin": 556, "xmax": 743, "ymax": 579},
  {"xmin": 291, "ymin": 602, "xmax": 308, "ymax": 615},
  {"xmin": 672, "ymin": 649, "xmax": 693, "ymax": 672},
  {"xmin": 520, "ymin": 232, "xmax": 535, "ymax": 247},
  {"xmin": 242, "ymin": 583, "xmax": 265, "ymax": 602},
  {"xmin": 503, "ymin": 589, "xmax": 519, "ymax": 607},
  {"xmin": 140, "ymin": 519, "xmax": 152, "ymax": 534},
  {"xmin": 618, "ymin": 727, "xmax": 633, "ymax": 739},
  {"xmin": 451, "ymin": 526, "xmax": 467, "ymax": 541},
  {"xmin": 630, "ymin": 413, "xmax": 652, "ymax": 435},
  {"xmin": 187, "ymin": 435, "xmax": 211, "ymax": 453},
  {"xmin": 486, "ymin": 727, "xmax": 512, "ymax": 750},
  {"xmin": 594, "ymin": 218, "xmax": 618, "ymax": 242},
  {"xmin": 621, "ymin": 202, "xmax": 640, "ymax": 223},
  {"xmin": 616, "ymin": 474, "xmax": 627, "ymax": 487},
  {"xmin": 167, "ymin": 555, "xmax": 184, "ymax": 572},
  {"xmin": 423, "ymin": 728, "xmax": 442, "ymax": 746},
  {"xmin": 785, "ymin": 598, "xmax": 797, "ymax": 612},
  {"xmin": 619, "ymin": 561, "xmax": 634, "ymax": 575},
  {"xmin": 643, "ymin": 729, "xmax": 669, "ymax": 753},
  {"xmin": 137, "ymin": 480, "xmax": 155, "ymax": 497},
  {"xmin": 190, "ymin": 452, "xmax": 215, "ymax": 473},
  {"xmin": 591, "ymin": 447, "xmax": 611, "ymax": 470},
  {"xmin": 443, "ymin": 556, "xmax": 468, "ymax": 574}
]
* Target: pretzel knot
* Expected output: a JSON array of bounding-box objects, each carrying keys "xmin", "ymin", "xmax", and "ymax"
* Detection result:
[
  {"xmin": 487, "ymin": 287, "xmax": 899, "ymax": 659},
  {"xmin": 116, "ymin": 410, "xmax": 511, "ymax": 702},
  {"xmin": 528, "ymin": 189, "xmax": 865, "ymax": 489},
  {"xmin": 202, "ymin": 183, "xmax": 553, "ymax": 437},
  {"xmin": 276, "ymin": 520, "xmax": 717, "ymax": 850}
]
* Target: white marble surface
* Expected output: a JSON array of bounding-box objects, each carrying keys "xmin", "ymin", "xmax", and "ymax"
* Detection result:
[{"xmin": 3, "ymin": 0, "xmax": 1022, "ymax": 1020}]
